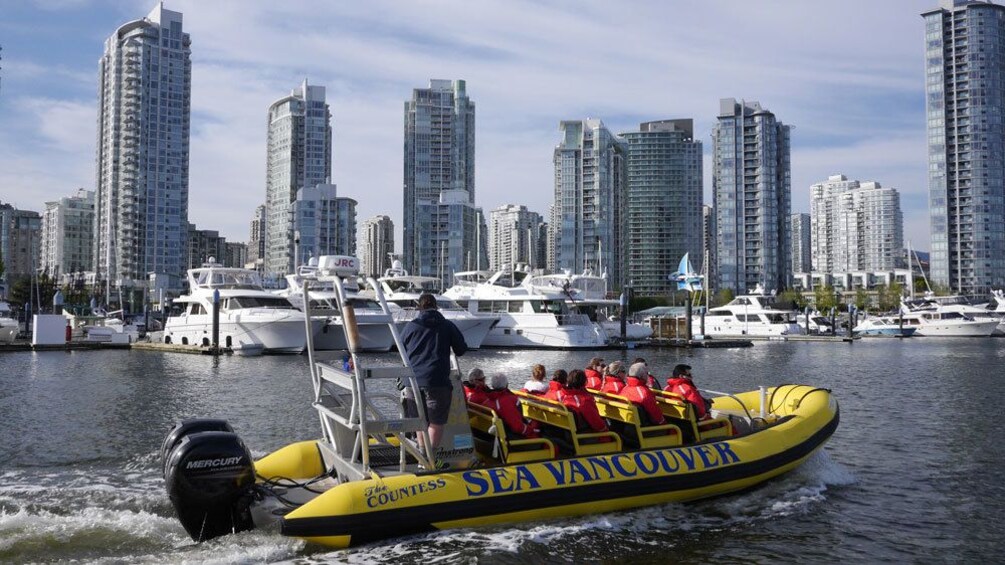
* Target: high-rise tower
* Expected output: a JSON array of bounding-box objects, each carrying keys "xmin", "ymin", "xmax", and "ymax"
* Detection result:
[
  {"xmin": 403, "ymin": 79, "xmax": 477, "ymax": 279},
  {"xmin": 361, "ymin": 215, "xmax": 394, "ymax": 278},
  {"xmin": 621, "ymin": 119, "xmax": 703, "ymax": 297},
  {"xmin": 94, "ymin": 3, "xmax": 191, "ymax": 290},
  {"xmin": 712, "ymin": 98, "xmax": 791, "ymax": 294},
  {"xmin": 810, "ymin": 175, "xmax": 904, "ymax": 273},
  {"xmin": 551, "ymin": 119, "xmax": 627, "ymax": 289},
  {"xmin": 923, "ymin": 0, "xmax": 1005, "ymax": 294},
  {"xmin": 265, "ymin": 80, "xmax": 332, "ymax": 276},
  {"xmin": 488, "ymin": 204, "xmax": 544, "ymax": 272},
  {"xmin": 41, "ymin": 189, "xmax": 95, "ymax": 278}
]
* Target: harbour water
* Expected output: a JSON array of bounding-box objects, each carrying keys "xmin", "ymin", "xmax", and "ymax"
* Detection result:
[{"xmin": 1, "ymin": 339, "xmax": 1003, "ymax": 563}]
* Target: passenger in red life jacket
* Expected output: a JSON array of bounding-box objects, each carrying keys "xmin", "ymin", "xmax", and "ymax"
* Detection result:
[
  {"xmin": 632, "ymin": 357, "xmax": 661, "ymax": 389},
  {"xmin": 600, "ymin": 360, "xmax": 627, "ymax": 394},
  {"xmin": 584, "ymin": 357, "xmax": 604, "ymax": 390},
  {"xmin": 521, "ymin": 364, "xmax": 548, "ymax": 395},
  {"xmin": 484, "ymin": 373, "xmax": 541, "ymax": 438},
  {"xmin": 463, "ymin": 368, "xmax": 489, "ymax": 405},
  {"xmin": 623, "ymin": 362, "xmax": 666, "ymax": 425},
  {"xmin": 544, "ymin": 369, "xmax": 568, "ymax": 402},
  {"xmin": 664, "ymin": 364, "xmax": 713, "ymax": 420},
  {"xmin": 562, "ymin": 369, "xmax": 609, "ymax": 433}
]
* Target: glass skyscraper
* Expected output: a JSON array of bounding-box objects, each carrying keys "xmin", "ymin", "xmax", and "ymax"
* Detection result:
[
  {"xmin": 551, "ymin": 119, "xmax": 627, "ymax": 290},
  {"xmin": 923, "ymin": 0, "xmax": 1005, "ymax": 294},
  {"xmin": 403, "ymin": 80, "xmax": 478, "ymax": 279},
  {"xmin": 361, "ymin": 215, "xmax": 394, "ymax": 278},
  {"xmin": 621, "ymin": 119, "xmax": 703, "ymax": 297},
  {"xmin": 790, "ymin": 213, "xmax": 812, "ymax": 275},
  {"xmin": 712, "ymin": 98, "xmax": 791, "ymax": 294},
  {"xmin": 488, "ymin": 204, "xmax": 545, "ymax": 272},
  {"xmin": 94, "ymin": 4, "xmax": 191, "ymax": 290},
  {"xmin": 265, "ymin": 80, "xmax": 332, "ymax": 276}
]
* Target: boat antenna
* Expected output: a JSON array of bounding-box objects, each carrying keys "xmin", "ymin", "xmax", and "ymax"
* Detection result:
[{"xmin": 909, "ymin": 240, "xmax": 931, "ymax": 295}]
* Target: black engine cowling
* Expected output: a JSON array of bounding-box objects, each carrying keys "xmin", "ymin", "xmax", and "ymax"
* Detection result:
[
  {"xmin": 164, "ymin": 429, "xmax": 256, "ymax": 541},
  {"xmin": 161, "ymin": 419, "xmax": 234, "ymax": 476}
]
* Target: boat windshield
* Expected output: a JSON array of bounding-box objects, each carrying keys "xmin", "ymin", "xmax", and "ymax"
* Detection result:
[
  {"xmin": 530, "ymin": 300, "xmax": 566, "ymax": 314},
  {"xmin": 225, "ymin": 296, "xmax": 295, "ymax": 310},
  {"xmin": 194, "ymin": 270, "xmax": 263, "ymax": 290},
  {"xmin": 390, "ymin": 298, "xmax": 463, "ymax": 311}
]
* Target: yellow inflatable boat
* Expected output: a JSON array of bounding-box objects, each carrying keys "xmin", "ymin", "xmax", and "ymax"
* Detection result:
[{"xmin": 160, "ymin": 259, "xmax": 839, "ymax": 548}]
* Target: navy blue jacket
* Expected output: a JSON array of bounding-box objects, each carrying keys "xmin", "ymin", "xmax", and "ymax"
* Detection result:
[{"xmin": 400, "ymin": 310, "xmax": 468, "ymax": 388}]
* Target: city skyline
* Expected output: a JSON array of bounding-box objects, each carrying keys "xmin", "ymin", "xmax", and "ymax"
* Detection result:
[{"xmin": 0, "ymin": 1, "xmax": 935, "ymax": 252}]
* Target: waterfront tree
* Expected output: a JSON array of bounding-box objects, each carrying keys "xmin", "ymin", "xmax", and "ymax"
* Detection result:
[
  {"xmin": 713, "ymin": 288, "xmax": 734, "ymax": 307},
  {"xmin": 813, "ymin": 285, "xmax": 837, "ymax": 311},
  {"xmin": 854, "ymin": 288, "xmax": 871, "ymax": 310},
  {"xmin": 777, "ymin": 288, "xmax": 807, "ymax": 309}
]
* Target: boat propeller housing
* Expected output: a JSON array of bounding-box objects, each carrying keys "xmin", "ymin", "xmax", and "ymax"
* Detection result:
[{"xmin": 163, "ymin": 420, "xmax": 256, "ymax": 541}]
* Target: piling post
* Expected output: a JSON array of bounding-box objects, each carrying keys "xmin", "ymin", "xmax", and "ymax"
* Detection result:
[
  {"xmin": 212, "ymin": 289, "xmax": 220, "ymax": 355},
  {"xmin": 685, "ymin": 298, "xmax": 693, "ymax": 342}
]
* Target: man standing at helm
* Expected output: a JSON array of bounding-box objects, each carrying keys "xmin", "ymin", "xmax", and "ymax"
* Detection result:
[{"xmin": 400, "ymin": 293, "xmax": 468, "ymax": 451}]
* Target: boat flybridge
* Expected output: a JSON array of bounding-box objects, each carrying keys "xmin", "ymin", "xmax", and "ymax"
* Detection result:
[
  {"xmin": 163, "ymin": 259, "xmax": 319, "ymax": 353},
  {"xmin": 698, "ymin": 285, "xmax": 804, "ymax": 337},
  {"xmin": 443, "ymin": 269, "xmax": 608, "ymax": 348},
  {"xmin": 523, "ymin": 268, "xmax": 654, "ymax": 341},
  {"xmin": 373, "ymin": 260, "xmax": 497, "ymax": 349},
  {"xmin": 276, "ymin": 259, "xmax": 396, "ymax": 352},
  {"xmin": 162, "ymin": 254, "xmax": 840, "ymax": 549}
]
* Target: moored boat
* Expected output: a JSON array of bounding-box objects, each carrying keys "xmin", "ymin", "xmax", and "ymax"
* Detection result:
[
  {"xmin": 164, "ymin": 259, "xmax": 318, "ymax": 353},
  {"xmin": 374, "ymin": 259, "xmax": 497, "ymax": 349},
  {"xmin": 0, "ymin": 300, "xmax": 19, "ymax": 343},
  {"xmin": 443, "ymin": 270, "xmax": 608, "ymax": 349},
  {"xmin": 697, "ymin": 286, "xmax": 804, "ymax": 338},
  {"xmin": 852, "ymin": 315, "xmax": 917, "ymax": 337},
  {"xmin": 162, "ymin": 256, "xmax": 840, "ymax": 549},
  {"xmin": 277, "ymin": 259, "xmax": 396, "ymax": 352}
]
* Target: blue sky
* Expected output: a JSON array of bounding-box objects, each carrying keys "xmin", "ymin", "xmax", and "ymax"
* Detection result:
[{"xmin": 0, "ymin": 0, "xmax": 934, "ymax": 250}]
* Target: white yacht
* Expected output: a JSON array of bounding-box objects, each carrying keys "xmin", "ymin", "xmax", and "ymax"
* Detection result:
[
  {"xmin": 164, "ymin": 260, "xmax": 318, "ymax": 353},
  {"xmin": 443, "ymin": 270, "xmax": 607, "ymax": 349},
  {"xmin": 374, "ymin": 260, "xmax": 496, "ymax": 349},
  {"xmin": 696, "ymin": 287, "xmax": 804, "ymax": 337},
  {"xmin": 852, "ymin": 315, "xmax": 917, "ymax": 337},
  {"xmin": 0, "ymin": 301, "xmax": 18, "ymax": 343},
  {"xmin": 276, "ymin": 261, "xmax": 395, "ymax": 352},
  {"xmin": 899, "ymin": 297, "xmax": 999, "ymax": 337},
  {"xmin": 522, "ymin": 269, "xmax": 653, "ymax": 340}
]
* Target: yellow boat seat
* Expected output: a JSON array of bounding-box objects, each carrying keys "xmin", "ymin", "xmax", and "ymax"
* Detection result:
[
  {"xmin": 652, "ymin": 390, "xmax": 733, "ymax": 443},
  {"xmin": 591, "ymin": 391, "xmax": 683, "ymax": 449},
  {"xmin": 467, "ymin": 402, "xmax": 555, "ymax": 464},
  {"xmin": 514, "ymin": 391, "xmax": 622, "ymax": 456}
]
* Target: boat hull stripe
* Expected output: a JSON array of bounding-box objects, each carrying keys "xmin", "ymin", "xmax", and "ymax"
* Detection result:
[{"xmin": 281, "ymin": 409, "xmax": 839, "ymax": 543}]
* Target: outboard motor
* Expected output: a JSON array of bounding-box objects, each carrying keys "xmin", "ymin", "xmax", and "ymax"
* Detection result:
[
  {"xmin": 161, "ymin": 419, "xmax": 234, "ymax": 476},
  {"xmin": 163, "ymin": 422, "xmax": 257, "ymax": 541}
]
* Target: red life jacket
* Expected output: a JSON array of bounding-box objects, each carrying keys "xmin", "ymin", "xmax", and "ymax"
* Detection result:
[
  {"xmin": 584, "ymin": 368, "xmax": 603, "ymax": 390},
  {"xmin": 600, "ymin": 375, "xmax": 626, "ymax": 395},
  {"xmin": 645, "ymin": 374, "xmax": 661, "ymax": 389},
  {"xmin": 665, "ymin": 377, "xmax": 710, "ymax": 419},
  {"xmin": 544, "ymin": 380, "xmax": 567, "ymax": 402},
  {"xmin": 561, "ymin": 388, "xmax": 608, "ymax": 433},
  {"xmin": 622, "ymin": 377, "xmax": 666, "ymax": 425},
  {"xmin": 464, "ymin": 383, "xmax": 489, "ymax": 406},
  {"xmin": 484, "ymin": 389, "xmax": 540, "ymax": 438}
]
